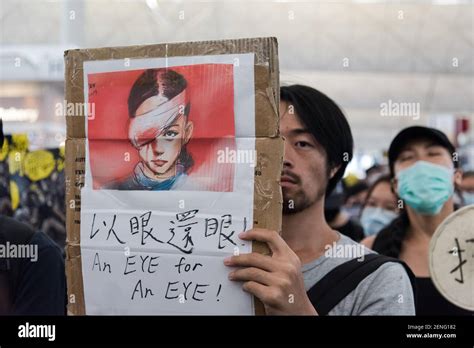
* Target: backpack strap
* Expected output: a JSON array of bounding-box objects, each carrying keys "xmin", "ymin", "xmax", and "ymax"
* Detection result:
[{"xmin": 307, "ymin": 253, "xmax": 417, "ymax": 315}]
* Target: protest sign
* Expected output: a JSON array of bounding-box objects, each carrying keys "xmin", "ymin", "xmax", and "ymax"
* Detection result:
[
  {"xmin": 429, "ymin": 205, "xmax": 474, "ymax": 311},
  {"xmin": 65, "ymin": 37, "xmax": 283, "ymax": 315}
]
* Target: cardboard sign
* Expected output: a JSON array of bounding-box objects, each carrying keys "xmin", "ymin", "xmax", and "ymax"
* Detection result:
[{"xmin": 64, "ymin": 37, "xmax": 283, "ymax": 315}]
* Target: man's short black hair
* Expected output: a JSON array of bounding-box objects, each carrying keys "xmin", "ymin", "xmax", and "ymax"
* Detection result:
[{"xmin": 280, "ymin": 85, "xmax": 354, "ymax": 195}]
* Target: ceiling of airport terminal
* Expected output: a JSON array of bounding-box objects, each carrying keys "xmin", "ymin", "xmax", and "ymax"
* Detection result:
[
  {"xmin": 0, "ymin": 0, "xmax": 474, "ymax": 74},
  {"xmin": 1, "ymin": 0, "xmax": 472, "ymax": 75},
  {"xmin": 1, "ymin": 0, "xmax": 472, "ymax": 150}
]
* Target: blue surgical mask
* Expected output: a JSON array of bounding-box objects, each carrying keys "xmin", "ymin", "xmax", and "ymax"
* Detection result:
[
  {"xmin": 397, "ymin": 160, "xmax": 454, "ymax": 215},
  {"xmin": 463, "ymin": 192, "xmax": 474, "ymax": 206},
  {"xmin": 360, "ymin": 206, "xmax": 398, "ymax": 237}
]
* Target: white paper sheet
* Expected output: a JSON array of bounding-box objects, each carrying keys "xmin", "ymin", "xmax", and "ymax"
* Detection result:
[{"xmin": 80, "ymin": 53, "xmax": 257, "ymax": 315}]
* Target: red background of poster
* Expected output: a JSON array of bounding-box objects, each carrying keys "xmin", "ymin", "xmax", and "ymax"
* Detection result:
[{"xmin": 87, "ymin": 64, "xmax": 235, "ymax": 191}]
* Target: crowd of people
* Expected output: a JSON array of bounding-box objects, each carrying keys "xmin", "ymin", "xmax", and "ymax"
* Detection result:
[
  {"xmin": 329, "ymin": 166, "xmax": 474, "ymax": 245},
  {"xmin": 0, "ymin": 83, "xmax": 472, "ymax": 316},
  {"xmin": 325, "ymin": 127, "xmax": 473, "ymax": 315}
]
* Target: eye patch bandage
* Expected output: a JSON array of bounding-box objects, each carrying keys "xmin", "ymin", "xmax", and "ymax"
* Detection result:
[{"xmin": 128, "ymin": 90, "xmax": 188, "ymax": 148}]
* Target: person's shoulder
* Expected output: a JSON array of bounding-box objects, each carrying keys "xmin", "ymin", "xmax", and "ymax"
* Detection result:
[
  {"xmin": 361, "ymin": 260, "xmax": 415, "ymax": 303},
  {"xmin": 29, "ymin": 231, "xmax": 64, "ymax": 261},
  {"xmin": 0, "ymin": 215, "xmax": 34, "ymax": 232},
  {"xmin": 30, "ymin": 230, "xmax": 59, "ymax": 248},
  {"xmin": 322, "ymin": 240, "xmax": 415, "ymax": 315},
  {"xmin": 0, "ymin": 215, "xmax": 35, "ymax": 243},
  {"xmin": 354, "ymin": 260, "xmax": 415, "ymax": 315},
  {"xmin": 368, "ymin": 260, "xmax": 411, "ymax": 283}
]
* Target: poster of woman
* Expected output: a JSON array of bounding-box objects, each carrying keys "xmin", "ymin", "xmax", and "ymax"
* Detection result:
[{"xmin": 86, "ymin": 62, "xmax": 238, "ymax": 192}]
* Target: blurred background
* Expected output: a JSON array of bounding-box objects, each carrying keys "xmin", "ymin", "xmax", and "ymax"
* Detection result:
[
  {"xmin": 0, "ymin": 0, "xmax": 473, "ymax": 245},
  {"xmin": 1, "ymin": 0, "xmax": 473, "ymax": 166}
]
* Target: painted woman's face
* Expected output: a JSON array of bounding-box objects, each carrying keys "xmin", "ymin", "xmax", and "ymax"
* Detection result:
[
  {"xmin": 139, "ymin": 115, "xmax": 188, "ymax": 177},
  {"xmin": 132, "ymin": 96, "xmax": 193, "ymax": 179}
]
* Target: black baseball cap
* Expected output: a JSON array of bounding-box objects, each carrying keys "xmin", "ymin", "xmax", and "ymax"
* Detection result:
[{"xmin": 388, "ymin": 126, "xmax": 457, "ymax": 177}]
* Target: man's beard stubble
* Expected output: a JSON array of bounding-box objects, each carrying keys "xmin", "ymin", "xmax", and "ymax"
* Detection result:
[{"xmin": 281, "ymin": 170, "xmax": 325, "ymax": 215}]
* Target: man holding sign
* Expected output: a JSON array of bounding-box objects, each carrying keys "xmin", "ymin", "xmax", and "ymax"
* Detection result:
[
  {"xmin": 65, "ymin": 38, "xmax": 414, "ymax": 316},
  {"xmin": 226, "ymin": 85, "xmax": 416, "ymax": 315}
]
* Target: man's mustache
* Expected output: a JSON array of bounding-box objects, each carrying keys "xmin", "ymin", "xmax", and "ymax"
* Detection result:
[{"xmin": 281, "ymin": 171, "xmax": 300, "ymax": 184}]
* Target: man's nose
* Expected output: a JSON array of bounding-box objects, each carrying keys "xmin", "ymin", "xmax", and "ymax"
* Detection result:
[{"xmin": 282, "ymin": 138, "xmax": 294, "ymax": 168}]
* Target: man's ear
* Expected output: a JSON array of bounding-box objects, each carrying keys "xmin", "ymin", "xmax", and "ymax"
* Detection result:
[{"xmin": 184, "ymin": 121, "xmax": 193, "ymax": 144}]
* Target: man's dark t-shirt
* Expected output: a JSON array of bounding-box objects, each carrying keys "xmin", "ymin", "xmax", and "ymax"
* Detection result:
[
  {"xmin": 14, "ymin": 232, "xmax": 66, "ymax": 315},
  {"xmin": 0, "ymin": 216, "xmax": 66, "ymax": 315}
]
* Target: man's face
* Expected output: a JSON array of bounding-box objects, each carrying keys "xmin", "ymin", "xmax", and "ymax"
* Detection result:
[
  {"xmin": 134, "ymin": 97, "xmax": 193, "ymax": 178},
  {"xmin": 279, "ymin": 101, "xmax": 330, "ymax": 214}
]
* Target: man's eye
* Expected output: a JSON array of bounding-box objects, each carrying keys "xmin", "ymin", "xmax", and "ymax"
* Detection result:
[{"xmin": 295, "ymin": 141, "xmax": 311, "ymax": 148}]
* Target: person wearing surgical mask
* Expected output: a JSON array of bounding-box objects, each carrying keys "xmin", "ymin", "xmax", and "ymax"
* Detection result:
[
  {"xmin": 359, "ymin": 175, "xmax": 398, "ymax": 237},
  {"xmin": 362, "ymin": 126, "xmax": 472, "ymax": 316},
  {"xmin": 459, "ymin": 171, "xmax": 474, "ymax": 206},
  {"xmin": 342, "ymin": 181, "xmax": 369, "ymax": 220}
]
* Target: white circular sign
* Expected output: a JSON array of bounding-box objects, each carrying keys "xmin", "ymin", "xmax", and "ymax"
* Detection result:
[{"xmin": 429, "ymin": 204, "xmax": 474, "ymax": 311}]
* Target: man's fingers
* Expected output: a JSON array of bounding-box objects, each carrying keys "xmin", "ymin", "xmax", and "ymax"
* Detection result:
[
  {"xmin": 228, "ymin": 267, "xmax": 275, "ymax": 286},
  {"xmin": 224, "ymin": 252, "xmax": 276, "ymax": 271},
  {"xmin": 242, "ymin": 281, "xmax": 279, "ymax": 308},
  {"xmin": 238, "ymin": 228, "xmax": 287, "ymax": 255}
]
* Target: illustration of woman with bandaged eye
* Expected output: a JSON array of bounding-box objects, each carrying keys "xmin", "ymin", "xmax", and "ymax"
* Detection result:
[{"xmin": 109, "ymin": 68, "xmax": 195, "ymax": 190}]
